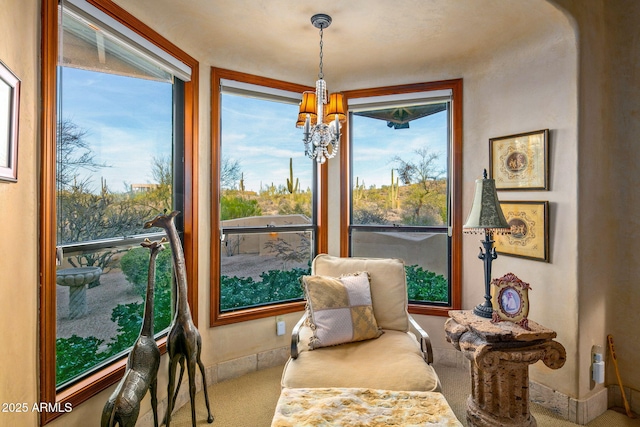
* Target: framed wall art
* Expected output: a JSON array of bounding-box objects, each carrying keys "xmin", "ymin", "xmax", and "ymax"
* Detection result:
[
  {"xmin": 494, "ymin": 201, "xmax": 549, "ymax": 262},
  {"xmin": 0, "ymin": 60, "xmax": 20, "ymax": 182},
  {"xmin": 489, "ymin": 129, "xmax": 548, "ymax": 190}
]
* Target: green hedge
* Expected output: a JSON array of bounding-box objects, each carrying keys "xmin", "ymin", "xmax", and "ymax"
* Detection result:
[
  {"xmin": 220, "ymin": 267, "xmax": 308, "ymax": 311},
  {"xmin": 405, "ymin": 264, "xmax": 448, "ymax": 303}
]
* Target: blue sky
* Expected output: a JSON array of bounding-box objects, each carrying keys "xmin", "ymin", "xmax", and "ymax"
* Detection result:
[
  {"xmin": 351, "ymin": 112, "xmax": 449, "ymax": 189},
  {"xmin": 222, "ymin": 93, "xmax": 449, "ymax": 192},
  {"xmin": 60, "ymin": 67, "xmax": 173, "ymax": 192},
  {"xmin": 61, "ymin": 67, "xmax": 448, "ymax": 194},
  {"xmin": 221, "ymin": 93, "xmax": 312, "ymax": 192}
]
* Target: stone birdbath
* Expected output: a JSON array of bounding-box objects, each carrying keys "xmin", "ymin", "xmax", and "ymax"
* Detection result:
[{"xmin": 56, "ymin": 267, "xmax": 102, "ymax": 319}]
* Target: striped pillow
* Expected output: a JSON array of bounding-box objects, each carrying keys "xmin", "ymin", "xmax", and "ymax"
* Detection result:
[{"xmin": 301, "ymin": 272, "xmax": 382, "ymax": 349}]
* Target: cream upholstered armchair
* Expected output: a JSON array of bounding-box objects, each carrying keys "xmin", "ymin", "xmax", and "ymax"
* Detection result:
[{"xmin": 281, "ymin": 254, "xmax": 441, "ymax": 392}]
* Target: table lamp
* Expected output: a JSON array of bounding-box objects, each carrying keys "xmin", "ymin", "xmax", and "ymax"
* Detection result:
[{"xmin": 463, "ymin": 169, "xmax": 512, "ymax": 318}]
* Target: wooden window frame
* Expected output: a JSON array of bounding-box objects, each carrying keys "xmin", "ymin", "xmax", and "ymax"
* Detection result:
[
  {"xmin": 209, "ymin": 67, "xmax": 328, "ymax": 326},
  {"xmin": 340, "ymin": 80, "xmax": 463, "ymax": 317},
  {"xmin": 39, "ymin": 0, "xmax": 199, "ymax": 423}
]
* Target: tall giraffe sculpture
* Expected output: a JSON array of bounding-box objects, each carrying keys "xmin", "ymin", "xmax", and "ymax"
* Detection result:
[
  {"xmin": 144, "ymin": 211, "xmax": 213, "ymax": 426},
  {"xmin": 101, "ymin": 238, "xmax": 165, "ymax": 427}
]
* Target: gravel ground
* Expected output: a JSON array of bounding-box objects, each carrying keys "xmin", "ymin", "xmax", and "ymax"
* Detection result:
[
  {"xmin": 56, "ymin": 254, "xmax": 309, "ymax": 343},
  {"xmin": 220, "ymin": 253, "xmax": 308, "ymax": 280},
  {"xmin": 56, "ymin": 268, "xmax": 140, "ymax": 342}
]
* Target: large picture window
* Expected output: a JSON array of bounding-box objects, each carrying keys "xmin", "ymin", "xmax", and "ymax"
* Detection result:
[
  {"xmin": 56, "ymin": 5, "xmax": 178, "ymax": 388},
  {"xmin": 342, "ymin": 81, "xmax": 462, "ymax": 316},
  {"xmin": 40, "ymin": 0, "xmax": 198, "ymax": 422},
  {"xmin": 211, "ymin": 69, "xmax": 319, "ymax": 325}
]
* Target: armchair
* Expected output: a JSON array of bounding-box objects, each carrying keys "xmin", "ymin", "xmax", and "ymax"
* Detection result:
[{"xmin": 281, "ymin": 254, "xmax": 441, "ymax": 392}]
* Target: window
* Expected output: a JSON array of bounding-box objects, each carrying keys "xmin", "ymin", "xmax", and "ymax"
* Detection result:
[
  {"xmin": 211, "ymin": 68, "xmax": 321, "ymax": 325},
  {"xmin": 40, "ymin": 0, "xmax": 198, "ymax": 422},
  {"xmin": 341, "ymin": 81, "xmax": 462, "ymax": 316}
]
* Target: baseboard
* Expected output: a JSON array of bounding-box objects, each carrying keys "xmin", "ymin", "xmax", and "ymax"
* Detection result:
[
  {"xmin": 529, "ymin": 380, "xmax": 608, "ymax": 425},
  {"xmin": 608, "ymin": 383, "xmax": 640, "ymax": 417}
]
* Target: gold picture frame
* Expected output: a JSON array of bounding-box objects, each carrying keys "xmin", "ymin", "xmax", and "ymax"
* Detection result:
[
  {"xmin": 494, "ymin": 201, "xmax": 549, "ymax": 262},
  {"xmin": 491, "ymin": 273, "xmax": 531, "ymax": 330},
  {"xmin": 489, "ymin": 129, "xmax": 548, "ymax": 190}
]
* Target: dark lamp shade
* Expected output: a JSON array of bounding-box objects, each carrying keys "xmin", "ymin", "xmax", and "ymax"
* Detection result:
[
  {"xmin": 463, "ymin": 175, "xmax": 510, "ymax": 231},
  {"xmin": 299, "ymin": 91, "xmax": 317, "ymax": 115},
  {"xmin": 325, "ymin": 92, "xmax": 346, "ymax": 123}
]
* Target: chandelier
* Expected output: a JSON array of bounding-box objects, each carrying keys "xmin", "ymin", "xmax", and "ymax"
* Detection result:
[{"xmin": 297, "ymin": 14, "xmax": 346, "ymax": 164}]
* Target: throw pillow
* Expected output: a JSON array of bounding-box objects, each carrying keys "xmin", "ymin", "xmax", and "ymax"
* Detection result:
[{"xmin": 301, "ymin": 271, "xmax": 382, "ymax": 349}]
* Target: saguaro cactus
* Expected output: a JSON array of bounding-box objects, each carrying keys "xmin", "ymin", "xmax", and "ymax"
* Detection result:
[
  {"xmin": 286, "ymin": 158, "xmax": 299, "ymax": 195},
  {"xmin": 389, "ymin": 169, "xmax": 400, "ymax": 209},
  {"xmin": 238, "ymin": 173, "xmax": 245, "ymax": 194},
  {"xmin": 353, "ymin": 177, "xmax": 365, "ymax": 202}
]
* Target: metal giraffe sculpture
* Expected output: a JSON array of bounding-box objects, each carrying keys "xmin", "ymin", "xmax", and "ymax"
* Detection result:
[
  {"xmin": 144, "ymin": 211, "xmax": 213, "ymax": 426},
  {"xmin": 101, "ymin": 238, "xmax": 165, "ymax": 427}
]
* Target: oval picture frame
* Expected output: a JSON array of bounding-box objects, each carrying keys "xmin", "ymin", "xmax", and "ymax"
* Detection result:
[{"xmin": 490, "ymin": 273, "xmax": 531, "ymax": 330}]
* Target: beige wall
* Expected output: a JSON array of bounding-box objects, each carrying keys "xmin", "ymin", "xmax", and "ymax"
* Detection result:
[
  {"xmin": 0, "ymin": 0, "xmax": 40, "ymax": 426},
  {"xmin": 603, "ymin": 0, "xmax": 640, "ymax": 397},
  {"xmin": 2, "ymin": 0, "xmax": 639, "ymax": 426},
  {"xmin": 551, "ymin": 0, "xmax": 640, "ymax": 400},
  {"xmin": 459, "ymin": 15, "xmax": 580, "ymax": 398}
]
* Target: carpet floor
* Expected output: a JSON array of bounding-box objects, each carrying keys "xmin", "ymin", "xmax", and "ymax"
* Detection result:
[{"xmin": 169, "ymin": 364, "xmax": 640, "ymax": 426}]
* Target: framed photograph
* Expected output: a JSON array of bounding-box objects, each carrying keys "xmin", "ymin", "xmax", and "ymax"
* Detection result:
[
  {"xmin": 494, "ymin": 201, "xmax": 549, "ymax": 262},
  {"xmin": 0, "ymin": 60, "xmax": 20, "ymax": 182},
  {"xmin": 489, "ymin": 129, "xmax": 548, "ymax": 190},
  {"xmin": 491, "ymin": 273, "xmax": 531, "ymax": 330}
]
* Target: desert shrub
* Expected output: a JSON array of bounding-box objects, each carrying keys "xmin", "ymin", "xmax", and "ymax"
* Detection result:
[
  {"xmin": 257, "ymin": 267, "xmax": 307, "ymax": 302},
  {"xmin": 56, "ymin": 335, "xmax": 104, "ymax": 385},
  {"xmin": 405, "ymin": 264, "xmax": 448, "ymax": 303},
  {"xmin": 120, "ymin": 246, "xmax": 173, "ymax": 297},
  {"xmin": 110, "ymin": 246, "xmax": 173, "ymax": 355},
  {"xmin": 220, "ymin": 275, "xmax": 258, "ymax": 310},
  {"xmin": 220, "ymin": 266, "xmax": 309, "ymax": 311},
  {"xmin": 106, "ymin": 284, "xmax": 171, "ymax": 356},
  {"xmin": 352, "ymin": 204, "xmax": 386, "ymax": 225},
  {"xmin": 221, "ymin": 195, "xmax": 262, "ymax": 220},
  {"xmin": 262, "ymin": 234, "xmax": 310, "ymax": 269}
]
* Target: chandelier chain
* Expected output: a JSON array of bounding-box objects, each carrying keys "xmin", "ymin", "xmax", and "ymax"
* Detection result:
[{"xmin": 318, "ymin": 27, "xmax": 324, "ymax": 80}]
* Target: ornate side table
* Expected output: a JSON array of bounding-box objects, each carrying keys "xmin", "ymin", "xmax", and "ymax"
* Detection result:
[{"xmin": 445, "ymin": 310, "xmax": 566, "ymax": 427}]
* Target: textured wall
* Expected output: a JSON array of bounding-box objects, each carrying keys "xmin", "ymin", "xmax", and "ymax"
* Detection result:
[
  {"xmin": 603, "ymin": 0, "xmax": 640, "ymax": 398},
  {"xmin": 0, "ymin": 0, "xmax": 40, "ymax": 426},
  {"xmin": 459, "ymin": 20, "xmax": 579, "ymax": 398},
  {"xmin": 551, "ymin": 0, "xmax": 640, "ymax": 400}
]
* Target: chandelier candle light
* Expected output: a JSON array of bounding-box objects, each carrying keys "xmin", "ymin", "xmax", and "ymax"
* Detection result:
[
  {"xmin": 463, "ymin": 169, "xmax": 512, "ymax": 318},
  {"xmin": 297, "ymin": 14, "xmax": 346, "ymax": 164}
]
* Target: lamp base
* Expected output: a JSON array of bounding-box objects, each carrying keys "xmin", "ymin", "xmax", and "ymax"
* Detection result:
[{"xmin": 473, "ymin": 302, "xmax": 494, "ymax": 319}]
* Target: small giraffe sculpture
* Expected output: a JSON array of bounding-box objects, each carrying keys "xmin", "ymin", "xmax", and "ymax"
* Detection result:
[
  {"xmin": 144, "ymin": 211, "xmax": 213, "ymax": 426},
  {"xmin": 101, "ymin": 238, "xmax": 165, "ymax": 427}
]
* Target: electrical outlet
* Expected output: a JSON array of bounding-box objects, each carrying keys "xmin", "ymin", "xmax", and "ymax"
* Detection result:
[
  {"xmin": 591, "ymin": 345, "xmax": 605, "ymax": 385},
  {"xmin": 276, "ymin": 316, "xmax": 286, "ymax": 336}
]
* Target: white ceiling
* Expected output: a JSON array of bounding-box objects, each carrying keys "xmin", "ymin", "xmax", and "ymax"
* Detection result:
[{"xmin": 113, "ymin": 0, "xmax": 570, "ymax": 89}]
